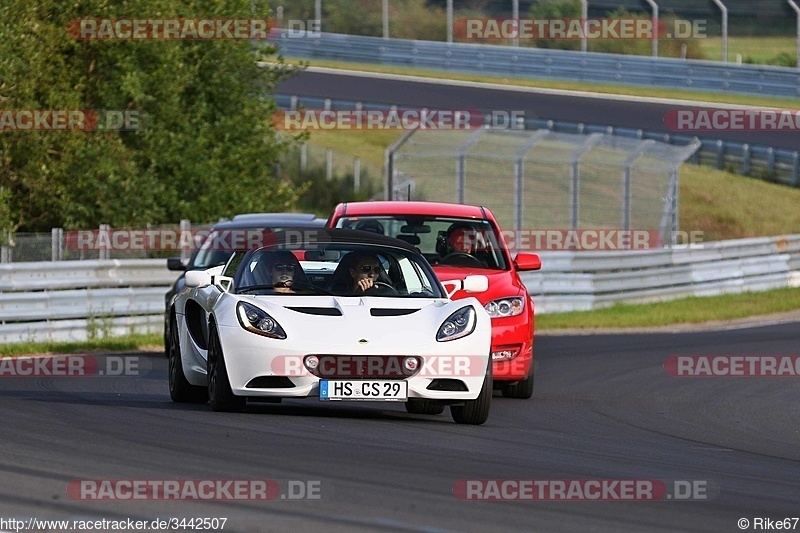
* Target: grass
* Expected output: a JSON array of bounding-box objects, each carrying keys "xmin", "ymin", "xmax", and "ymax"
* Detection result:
[
  {"xmin": 0, "ymin": 334, "xmax": 162, "ymax": 357},
  {"xmin": 284, "ymin": 58, "xmax": 800, "ymax": 111},
  {"xmin": 536, "ymin": 287, "xmax": 800, "ymax": 329},
  {"xmin": 697, "ymin": 36, "xmax": 797, "ymax": 65}
]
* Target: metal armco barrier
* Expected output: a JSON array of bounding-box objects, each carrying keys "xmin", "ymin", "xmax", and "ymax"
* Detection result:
[
  {"xmin": 522, "ymin": 234, "xmax": 800, "ymax": 313},
  {"xmin": 272, "ymin": 32, "xmax": 800, "ymax": 98},
  {"xmin": 0, "ymin": 260, "xmax": 173, "ymax": 344},
  {"xmin": 2, "ymin": 235, "xmax": 800, "ymax": 342}
]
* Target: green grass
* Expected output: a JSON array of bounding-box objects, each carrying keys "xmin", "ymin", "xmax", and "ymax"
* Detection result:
[
  {"xmin": 536, "ymin": 287, "xmax": 800, "ymax": 329},
  {"xmin": 285, "ymin": 58, "xmax": 800, "ymax": 111},
  {"xmin": 0, "ymin": 334, "xmax": 162, "ymax": 357},
  {"xmin": 697, "ymin": 36, "xmax": 797, "ymax": 65}
]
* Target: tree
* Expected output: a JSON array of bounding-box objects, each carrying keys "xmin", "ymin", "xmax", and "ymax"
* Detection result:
[{"xmin": 0, "ymin": 0, "xmax": 302, "ymax": 231}]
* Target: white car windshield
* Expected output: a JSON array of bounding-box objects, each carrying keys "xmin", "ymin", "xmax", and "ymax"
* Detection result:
[{"xmin": 231, "ymin": 243, "xmax": 443, "ymax": 298}]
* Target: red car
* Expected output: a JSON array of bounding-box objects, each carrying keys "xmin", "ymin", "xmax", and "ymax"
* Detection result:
[{"xmin": 327, "ymin": 201, "xmax": 542, "ymax": 398}]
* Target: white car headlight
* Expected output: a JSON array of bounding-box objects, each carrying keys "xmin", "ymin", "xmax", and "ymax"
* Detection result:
[
  {"xmin": 484, "ymin": 297, "xmax": 525, "ymax": 318},
  {"xmin": 436, "ymin": 306, "xmax": 476, "ymax": 342},
  {"xmin": 237, "ymin": 302, "xmax": 287, "ymax": 339}
]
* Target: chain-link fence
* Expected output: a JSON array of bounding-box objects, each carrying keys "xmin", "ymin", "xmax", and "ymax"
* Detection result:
[
  {"xmin": 387, "ymin": 128, "xmax": 700, "ymax": 247},
  {"xmin": 0, "ymin": 223, "xmax": 214, "ymax": 264}
]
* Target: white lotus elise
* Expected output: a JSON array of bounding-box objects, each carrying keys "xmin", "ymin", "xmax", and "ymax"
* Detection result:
[{"xmin": 168, "ymin": 228, "xmax": 493, "ymax": 424}]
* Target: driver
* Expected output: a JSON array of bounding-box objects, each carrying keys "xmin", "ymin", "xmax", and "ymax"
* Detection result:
[
  {"xmin": 348, "ymin": 253, "xmax": 388, "ymax": 294},
  {"xmin": 442, "ymin": 225, "xmax": 489, "ymax": 267},
  {"xmin": 264, "ymin": 251, "xmax": 302, "ymax": 293}
]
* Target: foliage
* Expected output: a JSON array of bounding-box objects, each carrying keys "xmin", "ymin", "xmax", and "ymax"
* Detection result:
[{"xmin": 0, "ymin": 0, "xmax": 302, "ymax": 231}]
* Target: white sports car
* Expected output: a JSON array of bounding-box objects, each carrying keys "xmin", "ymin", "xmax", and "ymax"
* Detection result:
[{"xmin": 168, "ymin": 228, "xmax": 494, "ymax": 424}]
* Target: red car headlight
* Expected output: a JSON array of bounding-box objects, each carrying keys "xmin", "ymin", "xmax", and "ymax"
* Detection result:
[{"xmin": 484, "ymin": 297, "xmax": 525, "ymax": 318}]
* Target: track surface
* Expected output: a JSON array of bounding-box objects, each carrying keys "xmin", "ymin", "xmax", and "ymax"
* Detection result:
[
  {"xmin": 276, "ymin": 70, "xmax": 800, "ymax": 150},
  {"xmin": 2, "ymin": 323, "xmax": 799, "ymax": 532}
]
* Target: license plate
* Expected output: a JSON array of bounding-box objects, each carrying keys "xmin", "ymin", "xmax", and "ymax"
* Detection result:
[{"xmin": 319, "ymin": 380, "xmax": 408, "ymax": 401}]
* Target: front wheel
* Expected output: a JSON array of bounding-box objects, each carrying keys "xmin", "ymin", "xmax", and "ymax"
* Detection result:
[
  {"xmin": 501, "ymin": 367, "xmax": 534, "ymax": 399},
  {"xmin": 168, "ymin": 314, "xmax": 208, "ymax": 404},
  {"xmin": 451, "ymin": 361, "xmax": 492, "ymax": 425},
  {"xmin": 207, "ymin": 325, "xmax": 246, "ymax": 412}
]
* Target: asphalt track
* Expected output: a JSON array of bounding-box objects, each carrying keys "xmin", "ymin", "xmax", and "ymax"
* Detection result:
[
  {"xmin": 2, "ymin": 323, "xmax": 799, "ymax": 532},
  {"xmin": 275, "ymin": 69, "xmax": 800, "ymax": 150}
]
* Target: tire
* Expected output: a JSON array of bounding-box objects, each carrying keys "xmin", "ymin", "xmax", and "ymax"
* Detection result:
[
  {"xmin": 501, "ymin": 367, "xmax": 534, "ymax": 399},
  {"xmin": 451, "ymin": 361, "xmax": 492, "ymax": 425},
  {"xmin": 207, "ymin": 325, "xmax": 246, "ymax": 412},
  {"xmin": 168, "ymin": 314, "xmax": 208, "ymax": 404},
  {"xmin": 405, "ymin": 399, "xmax": 445, "ymax": 415}
]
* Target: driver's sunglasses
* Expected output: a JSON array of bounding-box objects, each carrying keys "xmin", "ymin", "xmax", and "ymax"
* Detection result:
[
  {"xmin": 274, "ymin": 264, "xmax": 295, "ymax": 272},
  {"xmin": 360, "ymin": 264, "xmax": 380, "ymax": 273}
]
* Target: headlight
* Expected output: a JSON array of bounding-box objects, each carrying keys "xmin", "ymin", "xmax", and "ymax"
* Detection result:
[
  {"xmin": 437, "ymin": 306, "xmax": 476, "ymax": 342},
  {"xmin": 484, "ymin": 297, "xmax": 525, "ymax": 318},
  {"xmin": 237, "ymin": 302, "xmax": 287, "ymax": 339}
]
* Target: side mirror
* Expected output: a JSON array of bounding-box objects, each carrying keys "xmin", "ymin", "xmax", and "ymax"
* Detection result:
[
  {"xmin": 184, "ymin": 270, "xmax": 212, "ymax": 288},
  {"xmin": 514, "ymin": 252, "xmax": 541, "ymax": 271},
  {"xmin": 462, "ymin": 275, "xmax": 489, "ymax": 293},
  {"xmin": 167, "ymin": 257, "xmax": 187, "ymax": 271}
]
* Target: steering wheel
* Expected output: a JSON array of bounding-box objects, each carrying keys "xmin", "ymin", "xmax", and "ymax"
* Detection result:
[
  {"xmin": 439, "ymin": 252, "xmax": 484, "ymax": 267},
  {"xmin": 368, "ymin": 281, "xmax": 399, "ymax": 294}
]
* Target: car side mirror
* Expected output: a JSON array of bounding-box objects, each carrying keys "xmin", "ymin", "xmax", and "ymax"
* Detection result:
[
  {"xmin": 184, "ymin": 270, "xmax": 212, "ymax": 288},
  {"xmin": 167, "ymin": 257, "xmax": 187, "ymax": 271},
  {"xmin": 462, "ymin": 275, "xmax": 489, "ymax": 293},
  {"xmin": 514, "ymin": 253, "xmax": 541, "ymax": 271}
]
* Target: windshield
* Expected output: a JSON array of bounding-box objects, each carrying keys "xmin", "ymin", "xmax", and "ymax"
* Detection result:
[
  {"xmin": 334, "ymin": 216, "xmax": 508, "ymax": 270},
  {"xmin": 233, "ymin": 244, "xmax": 443, "ymax": 298}
]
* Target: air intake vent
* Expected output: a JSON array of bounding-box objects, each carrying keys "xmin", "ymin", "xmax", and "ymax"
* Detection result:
[
  {"xmin": 286, "ymin": 307, "xmax": 342, "ymax": 316},
  {"xmin": 245, "ymin": 376, "xmax": 296, "ymax": 389},
  {"xmin": 426, "ymin": 379, "xmax": 468, "ymax": 392},
  {"xmin": 370, "ymin": 308, "xmax": 419, "ymax": 317}
]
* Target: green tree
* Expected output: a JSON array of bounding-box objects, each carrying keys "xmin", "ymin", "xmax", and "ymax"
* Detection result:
[{"xmin": 0, "ymin": 0, "xmax": 302, "ymax": 231}]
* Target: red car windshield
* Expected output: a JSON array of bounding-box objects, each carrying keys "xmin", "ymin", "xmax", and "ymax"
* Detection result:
[{"xmin": 334, "ymin": 216, "xmax": 508, "ymax": 270}]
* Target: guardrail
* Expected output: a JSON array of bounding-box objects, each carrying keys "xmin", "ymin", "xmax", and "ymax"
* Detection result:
[
  {"xmin": 0, "ymin": 260, "xmax": 173, "ymax": 344},
  {"xmin": 275, "ymin": 94, "xmax": 800, "ymax": 187},
  {"xmin": 2, "ymin": 235, "xmax": 799, "ymax": 342},
  {"xmin": 273, "ymin": 32, "xmax": 800, "ymax": 98},
  {"xmin": 522, "ymin": 234, "xmax": 800, "ymax": 313}
]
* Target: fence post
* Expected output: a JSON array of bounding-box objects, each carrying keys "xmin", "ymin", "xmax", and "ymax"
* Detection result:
[
  {"xmin": 767, "ymin": 147, "xmax": 776, "ymax": 177},
  {"xmin": 742, "ymin": 144, "xmax": 751, "ymax": 174},
  {"xmin": 384, "ymin": 128, "xmax": 416, "ymax": 200},
  {"xmin": 570, "ymin": 133, "xmax": 603, "ymax": 231},
  {"xmin": 300, "ymin": 142, "xmax": 307, "ymax": 173},
  {"xmin": 180, "ymin": 219, "xmax": 191, "ymax": 263},
  {"xmin": 793, "ymin": 151, "xmax": 799, "ymax": 187},
  {"xmin": 98, "ymin": 224, "xmax": 110, "ymax": 260},
  {"xmin": 1, "ymin": 231, "xmax": 11, "ymax": 263},
  {"xmin": 51, "ymin": 228, "xmax": 63, "ymax": 261},
  {"xmin": 354, "ymin": 157, "xmax": 361, "ymax": 193},
  {"xmin": 716, "ymin": 140, "xmax": 725, "ymax": 169},
  {"xmin": 326, "ymin": 148, "xmax": 333, "ymax": 181}
]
